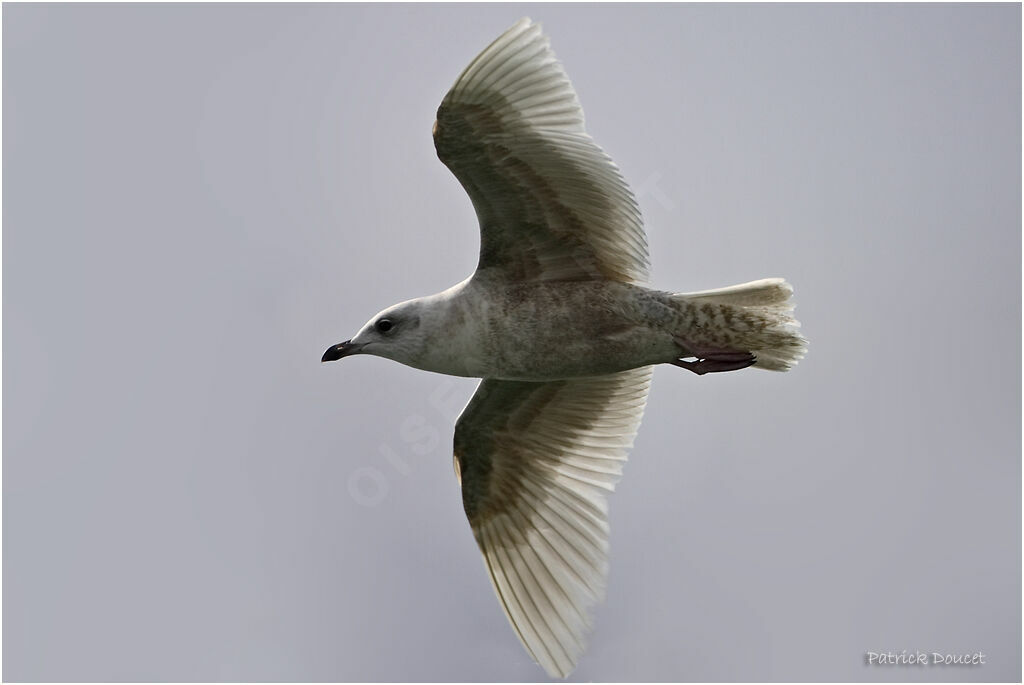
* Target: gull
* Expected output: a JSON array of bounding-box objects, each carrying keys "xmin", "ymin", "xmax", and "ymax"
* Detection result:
[{"xmin": 322, "ymin": 18, "xmax": 806, "ymax": 678}]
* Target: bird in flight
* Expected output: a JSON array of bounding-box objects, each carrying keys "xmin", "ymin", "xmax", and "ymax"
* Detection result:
[{"xmin": 322, "ymin": 17, "xmax": 806, "ymax": 678}]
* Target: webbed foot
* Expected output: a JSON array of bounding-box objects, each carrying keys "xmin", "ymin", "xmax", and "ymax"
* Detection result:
[{"xmin": 671, "ymin": 350, "xmax": 756, "ymax": 375}]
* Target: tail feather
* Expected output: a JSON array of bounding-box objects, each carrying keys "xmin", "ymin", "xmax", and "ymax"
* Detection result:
[
  {"xmin": 672, "ymin": 278, "xmax": 807, "ymax": 372},
  {"xmin": 680, "ymin": 278, "xmax": 795, "ymax": 307}
]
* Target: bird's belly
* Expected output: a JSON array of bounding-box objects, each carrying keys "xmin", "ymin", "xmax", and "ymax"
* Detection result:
[
  {"xmin": 487, "ymin": 332, "xmax": 670, "ymax": 379},
  {"xmin": 416, "ymin": 280, "xmax": 680, "ymax": 380},
  {"xmin": 475, "ymin": 300, "xmax": 676, "ymax": 380}
]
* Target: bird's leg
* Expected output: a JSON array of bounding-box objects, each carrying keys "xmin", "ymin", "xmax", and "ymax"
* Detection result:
[{"xmin": 670, "ymin": 343, "xmax": 756, "ymax": 375}]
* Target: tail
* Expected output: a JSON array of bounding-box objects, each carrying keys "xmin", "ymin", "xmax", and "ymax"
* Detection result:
[{"xmin": 671, "ymin": 278, "xmax": 807, "ymax": 372}]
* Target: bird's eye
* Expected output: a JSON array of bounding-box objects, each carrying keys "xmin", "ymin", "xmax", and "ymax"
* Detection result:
[{"xmin": 375, "ymin": 318, "xmax": 394, "ymax": 333}]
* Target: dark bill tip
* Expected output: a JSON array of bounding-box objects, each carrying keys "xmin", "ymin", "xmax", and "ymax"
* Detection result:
[{"xmin": 322, "ymin": 340, "xmax": 360, "ymax": 363}]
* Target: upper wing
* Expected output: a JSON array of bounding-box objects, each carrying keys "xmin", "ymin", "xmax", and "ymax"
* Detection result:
[
  {"xmin": 453, "ymin": 368, "xmax": 653, "ymax": 677},
  {"xmin": 433, "ymin": 18, "xmax": 650, "ymax": 284}
]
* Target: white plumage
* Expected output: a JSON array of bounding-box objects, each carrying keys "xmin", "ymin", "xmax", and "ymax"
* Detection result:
[{"xmin": 322, "ymin": 17, "xmax": 806, "ymax": 679}]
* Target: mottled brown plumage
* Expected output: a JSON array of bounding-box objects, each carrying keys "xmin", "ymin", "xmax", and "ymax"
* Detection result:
[{"xmin": 322, "ymin": 17, "xmax": 806, "ymax": 678}]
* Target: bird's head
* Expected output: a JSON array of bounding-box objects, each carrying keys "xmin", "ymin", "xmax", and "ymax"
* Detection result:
[{"xmin": 321, "ymin": 300, "xmax": 425, "ymax": 367}]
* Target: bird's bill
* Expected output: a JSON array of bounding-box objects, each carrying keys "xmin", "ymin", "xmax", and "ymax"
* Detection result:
[{"xmin": 321, "ymin": 340, "xmax": 364, "ymax": 362}]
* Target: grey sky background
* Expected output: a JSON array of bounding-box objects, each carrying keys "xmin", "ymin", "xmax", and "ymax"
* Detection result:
[{"xmin": 4, "ymin": 3, "xmax": 1020, "ymax": 682}]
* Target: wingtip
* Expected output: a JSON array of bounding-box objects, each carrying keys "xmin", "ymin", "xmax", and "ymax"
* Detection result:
[
  {"xmin": 513, "ymin": 16, "xmax": 543, "ymax": 39},
  {"xmin": 543, "ymin": 662, "xmax": 574, "ymax": 679}
]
